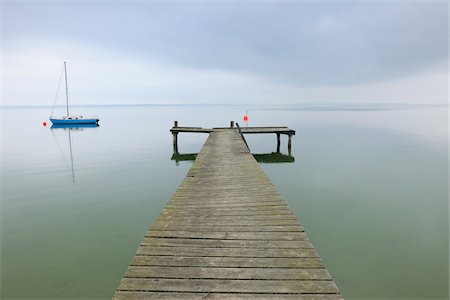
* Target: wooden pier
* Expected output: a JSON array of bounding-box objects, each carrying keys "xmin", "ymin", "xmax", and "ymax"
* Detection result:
[
  {"xmin": 170, "ymin": 121, "xmax": 295, "ymax": 154},
  {"xmin": 113, "ymin": 124, "xmax": 342, "ymax": 299}
]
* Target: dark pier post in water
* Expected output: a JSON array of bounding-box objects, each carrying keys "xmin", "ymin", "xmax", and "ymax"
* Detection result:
[
  {"xmin": 288, "ymin": 134, "xmax": 292, "ymax": 155},
  {"xmin": 230, "ymin": 121, "xmax": 234, "ymax": 128},
  {"xmin": 276, "ymin": 133, "xmax": 281, "ymax": 153},
  {"xmin": 172, "ymin": 121, "xmax": 178, "ymax": 153}
]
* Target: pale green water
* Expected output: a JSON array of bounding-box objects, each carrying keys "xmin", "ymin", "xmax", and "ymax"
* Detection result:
[{"xmin": 1, "ymin": 105, "xmax": 448, "ymax": 299}]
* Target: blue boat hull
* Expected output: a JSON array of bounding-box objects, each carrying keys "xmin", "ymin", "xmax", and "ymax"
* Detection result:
[{"xmin": 50, "ymin": 118, "xmax": 99, "ymax": 125}]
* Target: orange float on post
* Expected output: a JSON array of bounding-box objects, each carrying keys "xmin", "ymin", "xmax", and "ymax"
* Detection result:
[{"xmin": 243, "ymin": 115, "xmax": 248, "ymax": 122}]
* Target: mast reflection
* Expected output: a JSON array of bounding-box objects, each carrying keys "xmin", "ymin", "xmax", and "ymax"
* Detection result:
[{"xmin": 50, "ymin": 124, "xmax": 99, "ymax": 182}]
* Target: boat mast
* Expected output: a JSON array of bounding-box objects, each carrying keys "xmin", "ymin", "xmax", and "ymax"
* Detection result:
[{"xmin": 64, "ymin": 61, "xmax": 70, "ymax": 117}]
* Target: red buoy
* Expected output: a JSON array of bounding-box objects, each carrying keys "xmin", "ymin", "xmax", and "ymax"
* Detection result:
[
  {"xmin": 42, "ymin": 122, "xmax": 47, "ymax": 126},
  {"xmin": 243, "ymin": 115, "xmax": 248, "ymax": 122}
]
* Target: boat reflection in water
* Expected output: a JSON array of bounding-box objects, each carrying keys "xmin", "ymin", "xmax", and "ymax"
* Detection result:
[
  {"xmin": 51, "ymin": 123, "xmax": 99, "ymax": 129},
  {"xmin": 50, "ymin": 124, "xmax": 99, "ymax": 182}
]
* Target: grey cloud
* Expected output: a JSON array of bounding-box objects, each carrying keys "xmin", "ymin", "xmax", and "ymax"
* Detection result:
[
  {"xmin": 3, "ymin": 1, "xmax": 448, "ymax": 86},
  {"xmin": 149, "ymin": 2, "xmax": 447, "ymax": 85}
]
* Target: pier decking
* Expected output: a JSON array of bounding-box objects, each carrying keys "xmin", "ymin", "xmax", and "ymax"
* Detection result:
[{"xmin": 114, "ymin": 128, "xmax": 342, "ymax": 299}]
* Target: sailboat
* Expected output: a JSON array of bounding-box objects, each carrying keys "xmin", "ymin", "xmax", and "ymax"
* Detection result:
[{"xmin": 50, "ymin": 62, "xmax": 99, "ymax": 125}]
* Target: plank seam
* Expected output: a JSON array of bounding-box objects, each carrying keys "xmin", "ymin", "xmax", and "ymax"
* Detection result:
[
  {"xmin": 122, "ymin": 277, "xmax": 334, "ymax": 281},
  {"xmin": 134, "ymin": 255, "xmax": 320, "ymax": 258},
  {"xmin": 139, "ymin": 245, "xmax": 314, "ymax": 249},
  {"xmin": 115, "ymin": 290, "xmax": 340, "ymax": 295},
  {"xmin": 129, "ymin": 265, "xmax": 327, "ymax": 269}
]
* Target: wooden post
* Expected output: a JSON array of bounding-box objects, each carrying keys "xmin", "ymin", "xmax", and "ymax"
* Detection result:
[
  {"xmin": 230, "ymin": 121, "xmax": 234, "ymax": 128},
  {"xmin": 174, "ymin": 121, "xmax": 178, "ymax": 128},
  {"xmin": 276, "ymin": 133, "xmax": 281, "ymax": 153},
  {"xmin": 173, "ymin": 132, "xmax": 178, "ymax": 154},
  {"xmin": 288, "ymin": 134, "xmax": 292, "ymax": 155}
]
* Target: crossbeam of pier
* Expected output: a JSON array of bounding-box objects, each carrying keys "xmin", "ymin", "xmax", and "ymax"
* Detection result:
[
  {"xmin": 170, "ymin": 121, "xmax": 296, "ymax": 154},
  {"xmin": 114, "ymin": 128, "xmax": 341, "ymax": 299}
]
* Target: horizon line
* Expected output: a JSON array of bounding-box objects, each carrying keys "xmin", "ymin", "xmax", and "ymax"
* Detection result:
[{"xmin": 0, "ymin": 102, "xmax": 448, "ymax": 108}]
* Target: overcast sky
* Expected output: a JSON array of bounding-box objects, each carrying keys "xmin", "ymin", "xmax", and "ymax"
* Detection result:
[{"xmin": 1, "ymin": 0, "xmax": 448, "ymax": 105}]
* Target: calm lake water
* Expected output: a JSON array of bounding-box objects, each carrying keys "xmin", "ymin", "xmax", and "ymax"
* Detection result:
[{"xmin": 1, "ymin": 105, "xmax": 448, "ymax": 299}]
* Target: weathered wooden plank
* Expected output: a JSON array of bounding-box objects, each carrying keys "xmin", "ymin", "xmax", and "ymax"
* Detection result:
[
  {"xmin": 156, "ymin": 214, "xmax": 298, "ymax": 222},
  {"xmin": 141, "ymin": 238, "xmax": 314, "ymax": 249},
  {"xmin": 131, "ymin": 256, "xmax": 325, "ymax": 268},
  {"xmin": 125, "ymin": 266, "xmax": 332, "ymax": 280},
  {"xmin": 149, "ymin": 225, "xmax": 303, "ymax": 232},
  {"xmin": 177, "ymin": 182, "xmax": 276, "ymax": 186},
  {"xmin": 177, "ymin": 179, "xmax": 277, "ymax": 184},
  {"xmin": 177, "ymin": 185, "xmax": 279, "ymax": 188},
  {"xmin": 170, "ymin": 127, "xmax": 212, "ymax": 133},
  {"xmin": 240, "ymin": 127, "xmax": 295, "ymax": 135},
  {"xmin": 145, "ymin": 231, "xmax": 308, "ymax": 240},
  {"xmin": 168, "ymin": 200, "xmax": 288, "ymax": 206},
  {"xmin": 175, "ymin": 185, "xmax": 279, "ymax": 190},
  {"xmin": 113, "ymin": 292, "xmax": 343, "ymax": 300},
  {"xmin": 117, "ymin": 278, "xmax": 338, "ymax": 294},
  {"xmin": 160, "ymin": 210, "xmax": 294, "ymax": 217},
  {"xmin": 135, "ymin": 246, "xmax": 317, "ymax": 258},
  {"xmin": 166, "ymin": 201, "xmax": 286, "ymax": 208},
  {"xmin": 171, "ymin": 193, "xmax": 283, "ymax": 199},
  {"xmin": 150, "ymin": 219, "xmax": 301, "ymax": 227},
  {"xmin": 179, "ymin": 176, "xmax": 272, "ymax": 180},
  {"xmin": 161, "ymin": 206, "xmax": 291, "ymax": 214},
  {"xmin": 182, "ymin": 176, "xmax": 275, "ymax": 180}
]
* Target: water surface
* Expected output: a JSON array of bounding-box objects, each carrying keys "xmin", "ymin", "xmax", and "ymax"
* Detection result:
[{"xmin": 1, "ymin": 105, "xmax": 448, "ymax": 299}]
